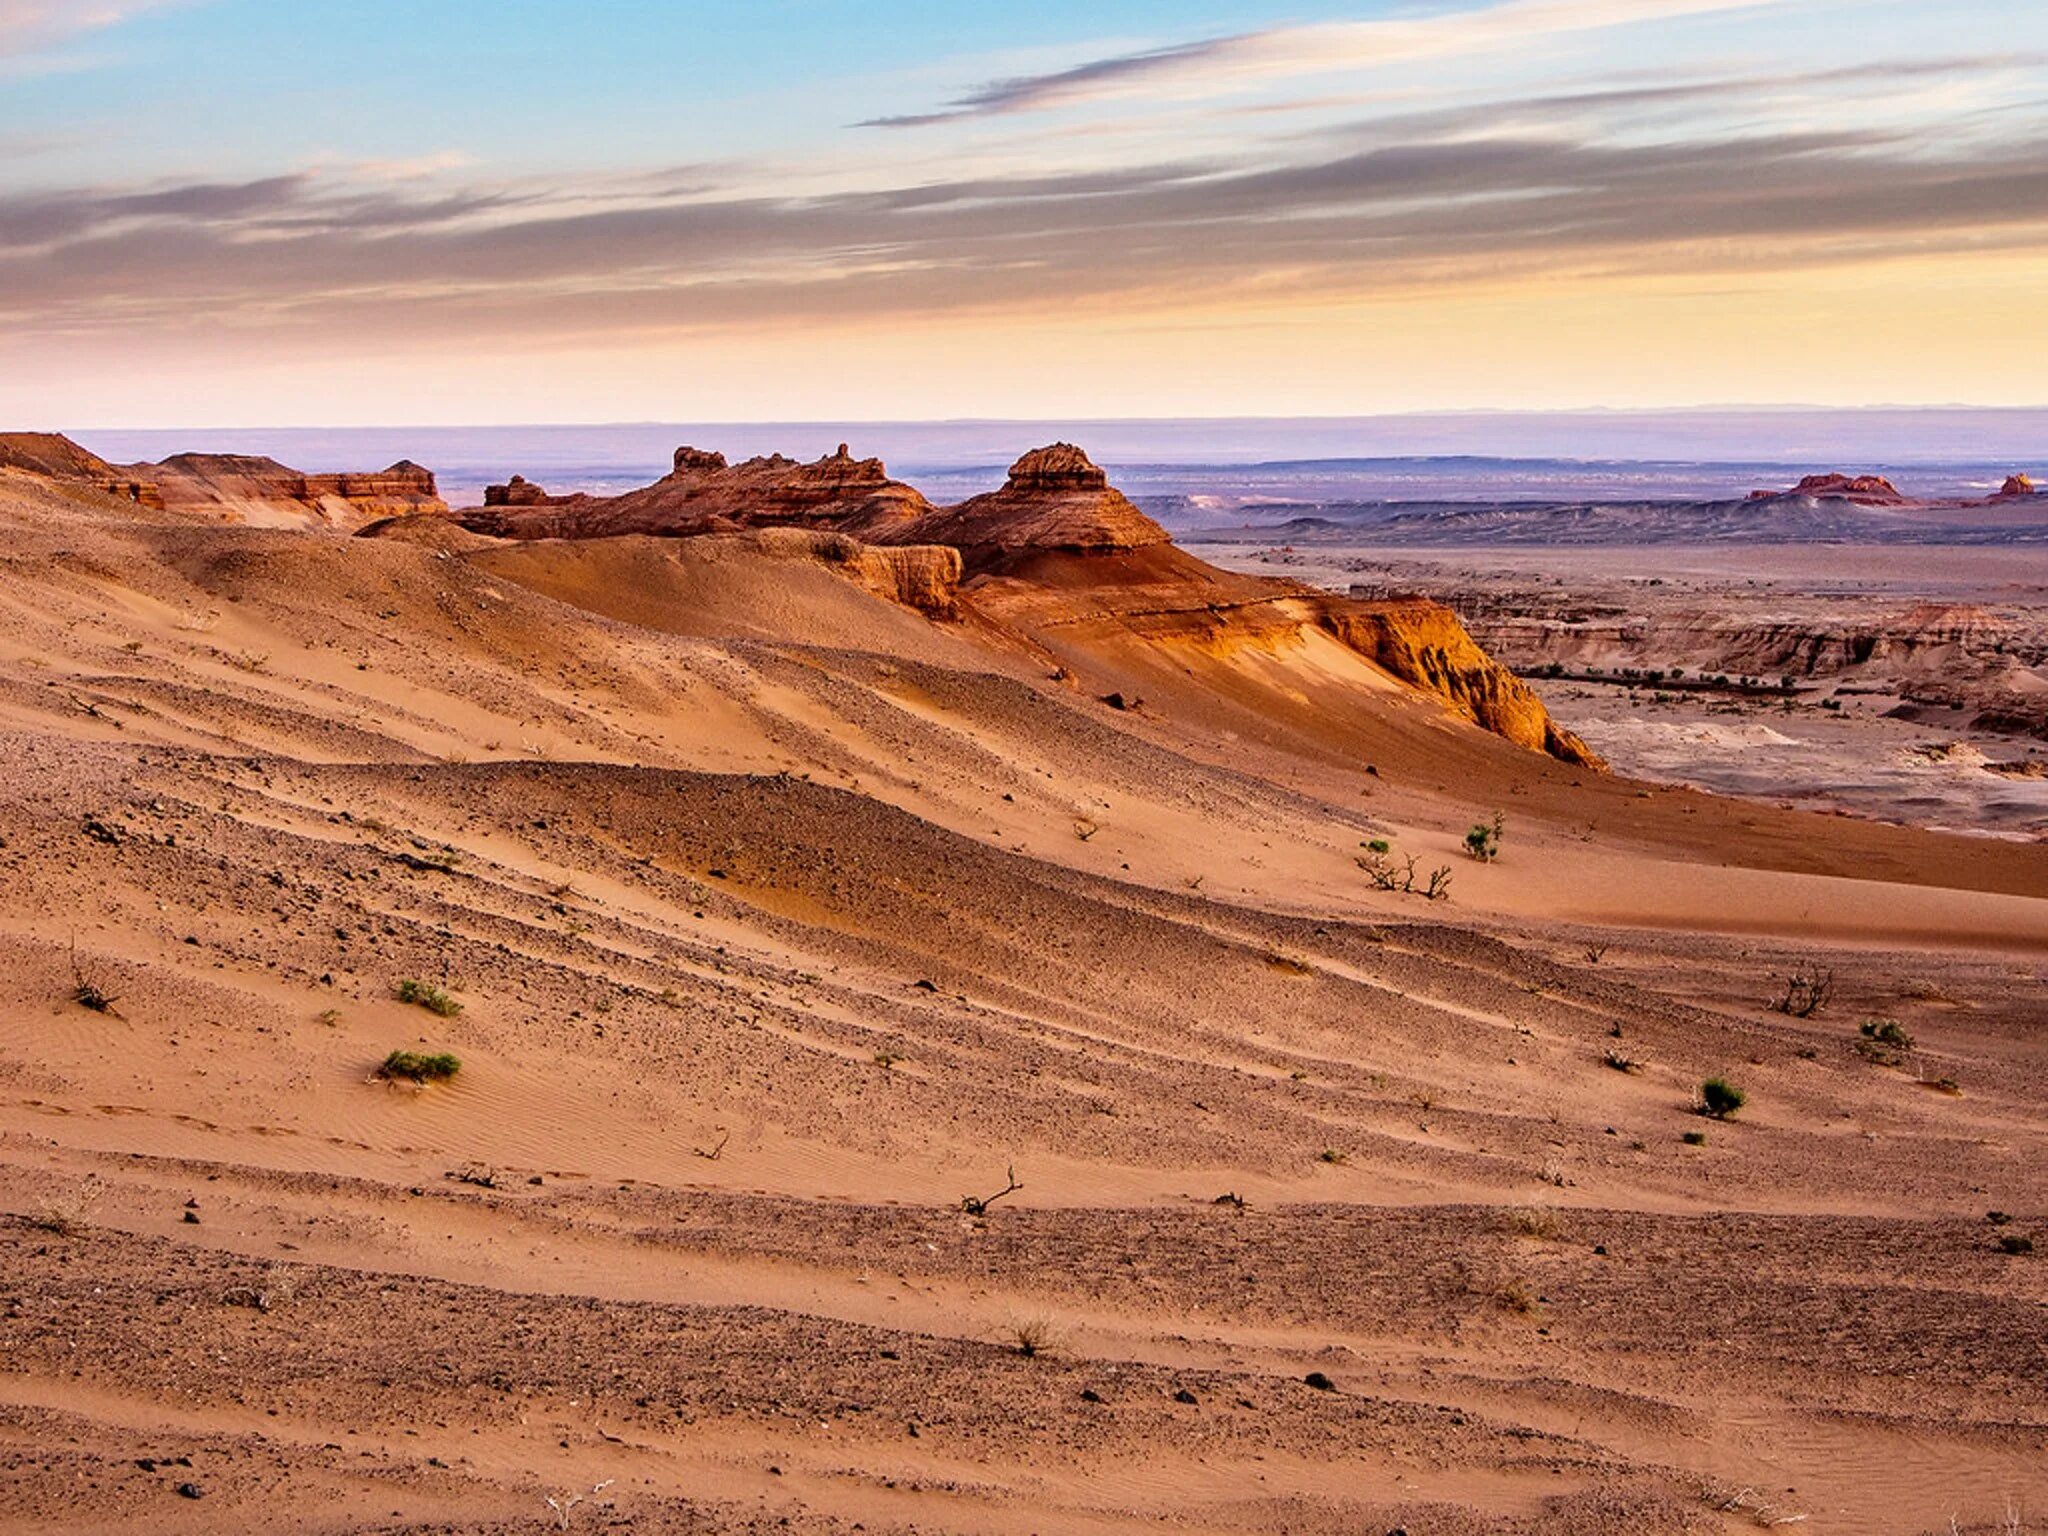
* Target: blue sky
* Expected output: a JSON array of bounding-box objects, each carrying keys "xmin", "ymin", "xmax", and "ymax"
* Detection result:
[{"xmin": 3, "ymin": 1, "xmax": 2046, "ymax": 425}]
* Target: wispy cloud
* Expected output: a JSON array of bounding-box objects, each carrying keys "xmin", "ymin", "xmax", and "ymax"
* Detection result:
[
  {"xmin": 862, "ymin": 0, "xmax": 1780, "ymax": 126},
  {"xmin": 0, "ymin": 0, "xmax": 188, "ymax": 57},
  {"xmin": 7, "ymin": 103, "xmax": 2046, "ymax": 349}
]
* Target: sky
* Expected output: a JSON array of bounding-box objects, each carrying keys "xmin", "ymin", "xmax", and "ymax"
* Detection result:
[{"xmin": 2, "ymin": 0, "xmax": 2046, "ymax": 427}]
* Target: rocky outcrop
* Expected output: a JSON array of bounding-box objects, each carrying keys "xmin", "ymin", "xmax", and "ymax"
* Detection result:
[
  {"xmin": 1747, "ymin": 473, "xmax": 1909, "ymax": 506},
  {"xmin": 0, "ymin": 432, "xmax": 119, "ymax": 482},
  {"xmin": 1995, "ymin": 473, "xmax": 2039, "ymax": 499},
  {"xmin": 0, "ymin": 432, "xmax": 165, "ymax": 507},
  {"xmin": 405, "ymin": 437, "xmax": 1590, "ymax": 764},
  {"xmin": 100, "ymin": 452, "xmax": 448, "ymax": 528},
  {"xmin": 456, "ymin": 444, "xmax": 934, "ymax": 540},
  {"xmin": 1320, "ymin": 599, "xmax": 1604, "ymax": 768},
  {"xmin": 483, "ymin": 474, "xmax": 555, "ymax": 507},
  {"xmin": 888, "ymin": 444, "xmax": 1169, "ymax": 568}
]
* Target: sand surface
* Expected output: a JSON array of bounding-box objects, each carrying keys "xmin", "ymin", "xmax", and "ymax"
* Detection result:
[{"xmin": 1, "ymin": 476, "xmax": 2044, "ymax": 1535}]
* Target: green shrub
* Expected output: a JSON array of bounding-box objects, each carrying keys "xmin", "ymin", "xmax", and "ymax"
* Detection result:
[
  {"xmin": 378, "ymin": 1049, "xmax": 460, "ymax": 1083},
  {"xmin": 1860, "ymin": 1018, "xmax": 1913, "ymax": 1049},
  {"xmin": 1698, "ymin": 1078, "xmax": 1746, "ymax": 1119},
  {"xmin": 1464, "ymin": 812, "xmax": 1504, "ymax": 862},
  {"xmin": 1682, "ymin": 1130, "xmax": 1707, "ymax": 1146},
  {"xmin": 396, "ymin": 979, "xmax": 462, "ymax": 1017}
]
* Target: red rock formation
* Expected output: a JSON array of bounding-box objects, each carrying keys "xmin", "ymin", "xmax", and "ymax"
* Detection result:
[
  {"xmin": 0, "ymin": 432, "xmax": 119, "ymax": 482},
  {"xmin": 0, "ymin": 432, "xmax": 164, "ymax": 506},
  {"xmin": 885, "ymin": 444, "xmax": 1169, "ymax": 568},
  {"xmin": 386, "ymin": 438, "xmax": 1592, "ymax": 766},
  {"xmin": 1319, "ymin": 600, "xmax": 1603, "ymax": 767},
  {"xmin": 111, "ymin": 452, "xmax": 446, "ymax": 527},
  {"xmin": 1747, "ymin": 473, "xmax": 1908, "ymax": 506},
  {"xmin": 456, "ymin": 444, "xmax": 933, "ymax": 540},
  {"xmin": 1994, "ymin": 473, "xmax": 2038, "ymax": 499},
  {"xmin": 747, "ymin": 529, "xmax": 961, "ymax": 618},
  {"xmin": 483, "ymin": 475, "xmax": 556, "ymax": 507}
]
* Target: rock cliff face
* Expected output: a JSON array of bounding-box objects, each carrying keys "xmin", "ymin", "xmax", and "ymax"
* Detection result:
[
  {"xmin": 1747, "ymin": 472, "xmax": 1909, "ymax": 506},
  {"xmin": 747, "ymin": 529, "xmax": 962, "ymax": 618},
  {"xmin": 1319, "ymin": 599, "xmax": 1603, "ymax": 767},
  {"xmin": 887, "ymin": 444, "xmax": 1170, "ymax": 568}
]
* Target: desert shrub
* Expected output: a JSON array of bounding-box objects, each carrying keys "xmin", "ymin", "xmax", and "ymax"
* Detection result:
[
  {"xmin": 395, "ymin": 979, "xmax": 462, "ymax": 1017},
  {"xmin": 1366, "ymin": 838, "xmax": 1391, "ymax": 854},
  {"xmin": 961, "ymin": 1166, "xmax": 1022, "ymax": 1216},
  {"xmin": 1496, "ymin": 1277, "xmax": 1539, "ymax": 1314},
  {"xmin": 1358, "ymin": 850, "xmax": 1452, "ymax": 901},
  {"xmin": 1465, "ymin": 812, "xmax": 1504, "ymax": 861},
  {"xmin": 69, "ymin": 939, "xmax": 121, "ymax": 1016},
  {"xmin": 1005, "ymin": 1314, "xmax": 1064, "ymax": 1358},
  {"xmin": 1318, "ymin": 1147, "xmax": 1349, "ymax": 1165},
  {"xmin": 1682, "ymin": 1130, "xmax": 1707, "ymax": 1146},
  {"xmin": 1698, "ymin": 1078, "xmax": 1746, "ymax": 1119},
  {"xmin": 1505, "ymin": 1207, "xmax": 1559, "ymax": 1240},
  {"xmin": 1770, "ymin": 966, "xmax": 1834, "ymax": 1018},
  {"xmin": 379, "ymin": 1049, "xmax": 461, "ymax": 1083},
  {"xmin": 1860, "ymin": 1018, "xmax": 1913, "ymax": 1049},
  {"xmin": 1603, "ymin": 1049, "xmax": 1642, "ymax": 1074},
  {"xmin": 1996, "ymin": 1234, "xmax": 2034, "ymax": 1256}
]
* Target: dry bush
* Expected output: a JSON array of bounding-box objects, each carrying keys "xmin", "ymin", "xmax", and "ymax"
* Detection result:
[
  {"xmin": 1496, "ymin": 1277, "xmax": 1539, "ymax": 1314},
  {"xmin": 1770, "ymin": 966, "xmax": 1835, "ymax": 1018},
  {"xmin": 27, "ymin": 1178, "xmax": 101, "ymax": 1236},
  {"xmin": 1003, "ymin": 1312, "xmax": 1066, "ymax": 1358}
]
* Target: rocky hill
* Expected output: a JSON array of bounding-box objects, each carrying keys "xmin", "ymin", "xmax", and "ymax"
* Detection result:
[
  {"xmin": 410, "ymin": 440, "xmax": 1594, "ymax": 765},
  {"xmin": 0, "ymin": 433, "xmax": 443, "ymax": 526}
]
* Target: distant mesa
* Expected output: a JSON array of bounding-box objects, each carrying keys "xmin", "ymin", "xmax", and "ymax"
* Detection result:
[
  {"xmin": 0, "ymin": 432, "xmax": 442, "ymax": 526},
  {"xmin": 1746, "ymin": 472, "xmax": 1908, "ymax": 506},
  {"xmin": 1994, "ymin": 472, "xmax": 2038, "ymax": 499}
]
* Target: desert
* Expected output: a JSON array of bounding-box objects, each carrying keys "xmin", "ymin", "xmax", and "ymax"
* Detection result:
[
  {"xmin": 7, "ymin": 2, "xmax": 2048, "ymax": 1531},
  {"xmin": 0, "ymin": 428, "xmax": 2044, "ymax": 1536}
]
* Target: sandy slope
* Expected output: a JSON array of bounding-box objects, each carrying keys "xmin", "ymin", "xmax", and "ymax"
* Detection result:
[{"xmin": 0, "ymin": 476, "xmax": 2043, "ymax": 1536}]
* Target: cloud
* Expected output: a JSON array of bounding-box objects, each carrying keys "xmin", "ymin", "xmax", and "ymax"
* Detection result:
[
  {"xmin": 6, "ymin": 113, "xmax": 2047, "ymax": 353},
  {"xmin": 0, "ymin": 0, "xmax": 188, "ymax": 57},
  {"xmin": 861, "ymin": 0, "xmax": 1779, "ymax": 126}
]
